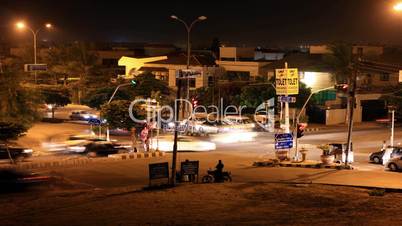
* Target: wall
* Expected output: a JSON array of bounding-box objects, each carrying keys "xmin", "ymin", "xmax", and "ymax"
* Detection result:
[
  {"xmin": 325, "ymin": 108, "xmax": 361, "ymax": 125},
  {"xmin": 216, "ymin": 60, "xmax": 270, "ymax": 77}
]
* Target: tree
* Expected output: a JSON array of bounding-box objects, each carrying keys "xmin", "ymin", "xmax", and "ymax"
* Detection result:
[
  {"xmin": 100, "ymin": 100, "xmax": 145, "ymax": 130},
  {"xmin": 324, "ymin": 42, "xmax": 353, "ymax": 123},
  {"xmin": 240, "ymin": 84, "xmax": 276, "ymax": 108},
  {"xmin": 381, "ymin": 84, "xmax": 402, "ymax": 119},
  {"xmin": 210, "ymin": 38, "xmax": 221, "ymax": 59},
  {"xmin": 0, "ymin": 121, "xmax": 27, "ymax": 163},
  {"xmin": 0, "ymin": 71, "xmax": 41, "ymax": 125},
  {"xmin": 40, "ymin": 86, "xmax": 71, "ymax": 118},
  {"xmin": 46, "ymin": 42, "xmax": 98, "ymax": 103}
]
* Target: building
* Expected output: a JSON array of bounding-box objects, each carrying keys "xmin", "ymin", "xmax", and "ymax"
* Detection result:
[
  {"xmin": 264, "ymin": 44, "xmax": 402, "ymax": 125},
  {"xmin": 216, "ymin": 47, "xmax": 272, "ymax": 80}
]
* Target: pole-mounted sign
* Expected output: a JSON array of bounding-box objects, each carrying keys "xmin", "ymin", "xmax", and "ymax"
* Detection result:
[{"xmin": 275, "ymin": 68, "xmax": 299, "ymax": 95}]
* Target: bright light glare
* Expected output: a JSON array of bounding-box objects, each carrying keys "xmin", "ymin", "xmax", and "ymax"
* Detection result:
[
  {"xmin": 211, "ymin": 131, "xmax": 257, "ymax": 144},
  {"xmin": 394, "ymin": 2, "xmax": 402, "ymax": 11},
  {"xmin": 45, "ymin": 23, "xmax": 52, "ymax": 28},
  {"xmin": 16, "ymin": 22, "xmax": 25, "ymax": 29}
]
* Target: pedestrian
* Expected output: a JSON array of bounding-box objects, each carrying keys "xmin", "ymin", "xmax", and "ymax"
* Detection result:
[
  {"xmin": 140, "ymin": 125, "xmax": 149, "ymax": 152},
  {"xmin": 382, "ymin": 140, "xmax": 387, "ymax": 151}
]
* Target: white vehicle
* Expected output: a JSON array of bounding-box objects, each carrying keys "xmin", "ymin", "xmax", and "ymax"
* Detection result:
[
  {"xmin": 386, "ymin": 156, "xmax": 402, "ymax": 171},
  {"xmin": 150, "ymin": 137, "xmax": 216, "ymax": 152},
  {"xmin": 69, "ymin": 111, "xmax": 98, "ymax": 121},
  {"xmin": 223, "ymin": 115, "xmax": 255, "ymax": 130}
]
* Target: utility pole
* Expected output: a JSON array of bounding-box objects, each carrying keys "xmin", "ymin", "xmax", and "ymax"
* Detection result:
[
  {"xmin": 390, "ymin": 108, "xmax": 396, "ymax": 147},
  {"xmin": 345, "ymin": 56, "xmax": 360, "ymax": 167},
  {"xmin": 284, "ymin": 62, "xmax": 290, "ymax": 133},
  {"xmin": 171, "ymin": 79, "xmax": 182, "ymax": 186}
]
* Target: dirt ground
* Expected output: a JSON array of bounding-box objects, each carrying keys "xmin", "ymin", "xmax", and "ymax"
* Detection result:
[{"xmin": 0, "ymin": 180, "xmax": 401, "ymax": 226}]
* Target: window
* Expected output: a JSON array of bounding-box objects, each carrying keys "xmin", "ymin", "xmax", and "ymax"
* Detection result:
[
  {"xmin": 189, "ymin": 78, "xmax": 196, "ymax": 88},
  {"xmin": 380, "ymin": 73, "xmax": 390, "ymax": 81},
  {"xmin": 208, "ymin": 76, "xmax": 214, "ymax": 86}
]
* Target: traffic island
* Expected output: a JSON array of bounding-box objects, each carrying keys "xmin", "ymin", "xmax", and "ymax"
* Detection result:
[
  {"xmin": 253, "ymin": 159, "xmax": 354, "ymax": 170},
  {"xmin": 108, "ymin": 151, "xmax": 165, "ymax": 160}
]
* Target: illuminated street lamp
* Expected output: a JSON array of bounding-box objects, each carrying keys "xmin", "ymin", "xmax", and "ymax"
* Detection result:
[
  {"xmin": 170, "ymin": 15, "xmax": 207, "ymax": 101},
  {"xmin": 394, "ymin": 2, "xmax": 402, "ymax": 11},
  {"xmin": 15, "ymin": 21, "xmax": 53, "ymax": 83}
]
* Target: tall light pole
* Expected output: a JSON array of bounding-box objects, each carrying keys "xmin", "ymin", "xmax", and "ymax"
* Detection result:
[
  {"xmin": 16, "ymin": 21, "xmax": 52, "ymax": 84},
  {"xmin": 169, "ymin": 15, "xmax": 206, "ymax": 186},
  {"xmin": 170, "ymin": 15, "xmax": 207, "ymax": 112}
]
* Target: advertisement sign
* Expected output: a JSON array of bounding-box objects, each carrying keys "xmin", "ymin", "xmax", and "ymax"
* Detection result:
[
  {"xmin": 176, "ymin": 69, "xmax": 202, "ymax": 78},
  {"xmin": 275, "ymin": 68, "xmax": 299, "ymax": 95}
]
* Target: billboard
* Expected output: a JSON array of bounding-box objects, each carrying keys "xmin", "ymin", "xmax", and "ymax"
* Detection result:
[{"xmin": 275, "ymin": 68, "xmax": 299, "ymax": 95}]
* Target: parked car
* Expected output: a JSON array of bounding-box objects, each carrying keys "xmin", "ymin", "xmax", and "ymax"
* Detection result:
[
  {"xmin": 69, "ymin": 111, "xmax": 97, "ymax": 121},
  {"xmin": 369, "ymin": 150, "xmax": 385, "ymax": 164},
  {"xmin": 370, "ymin": 146, "xmax": 402, "ymax": 165},
  {"xmin": 386, "ymin": 156, "xmax": 402, "ymax": 171},
  {"xmin": 0, "ymin": 144, "xmax": 33, "ymax": 162}
]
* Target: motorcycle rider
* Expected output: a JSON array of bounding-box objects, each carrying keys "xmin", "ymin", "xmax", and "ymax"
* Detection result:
[{"xmin": 215, "ymin": 160, "xmax": 224, "ymax": 182}]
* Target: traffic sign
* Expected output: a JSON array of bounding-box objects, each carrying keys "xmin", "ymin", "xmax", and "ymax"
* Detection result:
[
  {"xmin": 275, "ymin": 133, "xmax": 293, "ymax": 149},
  {"xmin": 278, "ymin": 96, "xmax": 296, "ymax": 103},
  {"xmin": 176, "ymin": 69, "xmax": 202, "ymax": 79},
  {"xmin": 275, "ymin": 68, "xmax": 299, "ymax": 95},
  {"xmin": 24, "ymin": 64, "xmax": 47, "ymax": 72}
]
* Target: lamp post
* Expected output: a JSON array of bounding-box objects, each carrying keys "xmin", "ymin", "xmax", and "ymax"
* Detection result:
[
  {"xmin": 170, "ymin": 15, "xmax": 207, "ymax": 114},
  {"xmin": 16, "ymin": 21, "xmax": 52, "ymax": 84},
  {"xmin": 294, "ymin": 86, "xmax": 335, "ymax": 160}
]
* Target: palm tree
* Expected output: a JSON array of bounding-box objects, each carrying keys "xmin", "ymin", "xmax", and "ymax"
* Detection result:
[{"xmin": 324, "ymin": 42, "xmax": 353, "ymax": 123}]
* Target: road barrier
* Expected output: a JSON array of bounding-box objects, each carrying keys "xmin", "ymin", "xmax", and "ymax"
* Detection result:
[{"xmin": 108, "ymin": 151, "xmax": 165, "ymax": 160}]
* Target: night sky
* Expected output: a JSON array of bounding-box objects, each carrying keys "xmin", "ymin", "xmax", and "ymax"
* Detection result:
[{"xmin": 1, "ymin": 0, "xmax": 402, "ymax": 47}]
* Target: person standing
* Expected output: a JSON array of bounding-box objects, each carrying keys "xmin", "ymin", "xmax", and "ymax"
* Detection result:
[
  {"xmin": 215, "ymin": 160, "xmax": 224, "ymax": 182},
  {"xmin": 130, "ymin": 127, "xmax": 137, "ymax": 153},
  {"xmin": 140, "ymin": 125, "xmax": 149, "ymax": 152}
]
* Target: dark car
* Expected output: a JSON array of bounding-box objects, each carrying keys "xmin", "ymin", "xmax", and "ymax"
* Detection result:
[
  {"xmin": 0, "ymin": 144, "xmax": 33, "ymax": 162},
  {"xmin": 369, "ymin": 150, "xmax": 385, "ymax": 164},
  {"xmin": 84, "ymin": 141, "xmax": 128, "ymax": 157},
  {"xmin": 370, "ymin": 146, "xmax": 402, "ymax": 164},
  {"xmin": 0, "ymin": 169, "xmax": 51, "ymax": 192},
  {"xmin": 69, "ymin": 111, "xmax": 97, "ymax": 121}
]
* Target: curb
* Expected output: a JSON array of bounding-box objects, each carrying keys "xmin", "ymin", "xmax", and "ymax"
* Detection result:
[
  {"xmin": 108, "ymin": 151, "xmax": 165, "ymax": 160},
  {"xmin": 253, "ymin": 161, "xmax": 353, "ymax": 170},
  {"xmin": 305, "ymin": 128, "xmax": 320, "ymax": 132},
  {"xmin": 0, "ymin": 158, "xmax": 93, "ymax": 170}
]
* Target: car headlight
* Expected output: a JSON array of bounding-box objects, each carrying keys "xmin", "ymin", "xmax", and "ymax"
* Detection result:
[
  {"xmin": 22, "ymin": 149, "xmax": 33, "ymax": 154},
  {"xmin": 168, "ymin": 122, "xmax": 175, "ymax": 128},
  {"xmin": 83, "ymin": 115, "xmax": 90, "ymax": 119}
]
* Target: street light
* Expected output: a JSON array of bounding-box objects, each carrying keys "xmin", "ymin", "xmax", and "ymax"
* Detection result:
[
  {"xmin": 15, "ymin": 21, "xmax": 53, "ymax": 83},
  {"xmin": 394, "ymin": 2, "xmax": 402, "ymax": 11},
  {"xmin": 170, "ymin": 14, "xmax": 206, "ymax": 186},
  {"xmin": 170, "ymin": 15, "xmax": 207, "ymax": 103}
]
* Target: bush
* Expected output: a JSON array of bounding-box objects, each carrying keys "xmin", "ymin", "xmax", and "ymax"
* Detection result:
[{"xmin": 41, "ymin": 118, "xmax": 64, "ymax": 123}]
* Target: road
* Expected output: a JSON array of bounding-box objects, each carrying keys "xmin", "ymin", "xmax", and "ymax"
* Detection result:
[{"xmin": 5, "ymin": 119, "xmax": 400, "ymax": 191}]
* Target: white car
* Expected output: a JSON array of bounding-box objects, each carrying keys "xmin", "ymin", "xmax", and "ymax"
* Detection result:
[
  {"xmin": 150, "ymin": 137, "xmax": 216, "ymax": 152},
  {"xmin": 69, "ymin": 111, "xmax": 98, "ymax": 121},
  {"xmin": 223, "ymin": 115, "xmax": 256, "ymax": 130},
  {"xmin": 386, "ymin": 156, "xmax": 402, "ymax": 171}
]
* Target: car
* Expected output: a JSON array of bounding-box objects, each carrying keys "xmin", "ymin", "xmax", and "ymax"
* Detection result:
[
  {"xmin": 223, "ymin": 115, "xmax": 256, "ymax": 130},
  {"xmin": 194, "ymin": 120, "xmax": 229, "ymax": 135},
  {"xmin": 150, "ymin": 137, "xmax": 216, "ymax": 152},
  {"xmin": 69, "ymin": 110, "xmax": 97, "ymax": 121},
  {"xmin": 371, "ymin": 146, "xmax": 402, "ymax": 165},
  {"xmin": 386, "ymin": 156, "xmax": 402, "ymax": 171},
  {"xmin": 369, "ymin": 150, "xmax": 385, "ymax": 164},
  {"xmin": 67, "ymin": 141, "xmax": 128, "ymax": 157},
  {"xmin": 0, "ymin": 144, "xmax": 33, "ymax": 162},
  {"xmin": 0, "ymin": 169, "xmax": 51, "ymax": 192}
]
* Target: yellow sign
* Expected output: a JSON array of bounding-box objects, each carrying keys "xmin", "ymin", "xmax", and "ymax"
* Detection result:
[{"xmin": 275, "ymin": 68, "xmax": 299, "ymax": 95}]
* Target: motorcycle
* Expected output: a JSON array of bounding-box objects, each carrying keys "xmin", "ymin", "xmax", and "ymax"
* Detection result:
[{"xmin": 201, "ymin": 169, "xmax": 232, "ymax": 183}]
